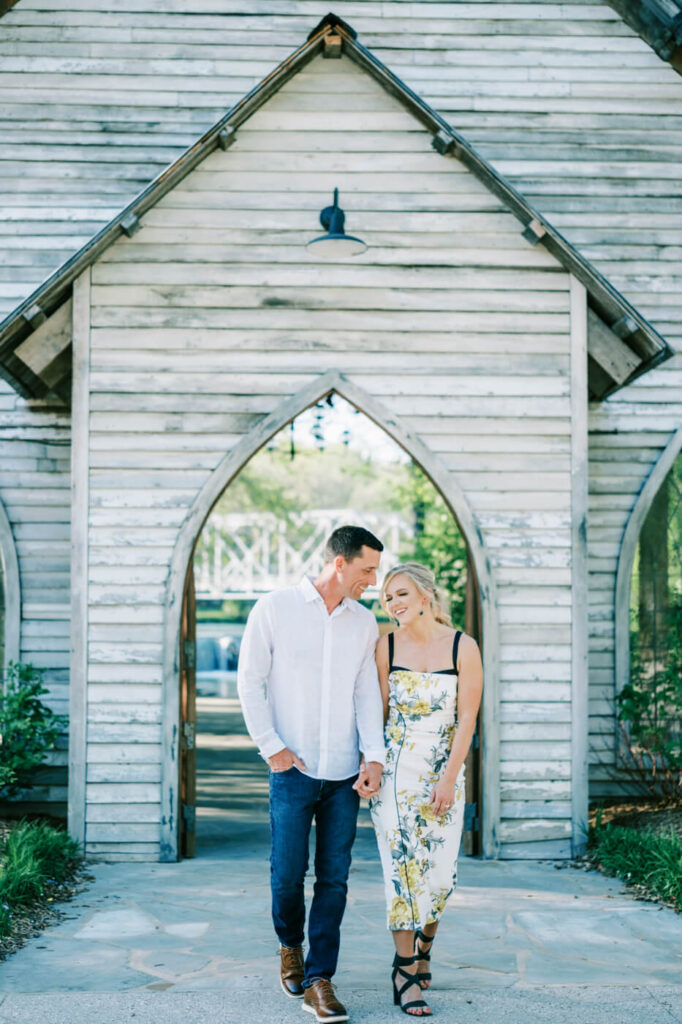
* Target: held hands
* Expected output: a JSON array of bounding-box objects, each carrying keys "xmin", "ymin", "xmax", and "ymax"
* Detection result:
[
  {"xmin": 429, "ymin": 774, "xmax": 457, "ymax": 817},
  {"xmin": 268, "ymin": 747, "xmax": 307, "ymax": 773},
  {"xmin": 352, "ymin": 759, "xmax": 383, "ymax": 799}
]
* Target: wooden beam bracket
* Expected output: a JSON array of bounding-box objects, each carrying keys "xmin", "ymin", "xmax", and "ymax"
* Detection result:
[
  {"xmin": 22, "ymin": 303, "xmax": 47, "ymax": 328},
  {"xmin": 217, "ymin": 126, "xmax": 237, "ymax": 151},
  {"xmin": 323, "ymin": 33, "xmax": 343, "ymax": 58},
  {"xmin": 432, "ymin": 129, "xmax": 458, "ymax": 156},
  {"xmin": 612, "ymin": 314, "xmax": 638, "ymax": 339},
  {"xmin": 587, "ymin": 308, "xmax": 641, "ymax": 388},
  {"xmin": 120, "ymin": 212, "xmax": 141, "ymax": 237},
  {"xmin": 522, "ymin": 219, "xmax": 547, "ymax": 246}
]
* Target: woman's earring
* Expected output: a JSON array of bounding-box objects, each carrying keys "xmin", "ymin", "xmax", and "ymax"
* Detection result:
[
  {"xmin": 419, "ymin": 609, "xmax": 424, "ymax": 616},
  {"xmin": 394, "ymin": 617, "xmax": 400, "ymax": 627}
]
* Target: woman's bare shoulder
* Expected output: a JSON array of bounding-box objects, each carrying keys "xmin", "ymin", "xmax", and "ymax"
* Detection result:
[{"xmin": 376, "ymin": 632, "xmax": 390, "ymax": 654}]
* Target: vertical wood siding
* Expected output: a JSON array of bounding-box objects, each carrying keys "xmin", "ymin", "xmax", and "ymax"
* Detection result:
[{"xmin": 82, "ymin": 55, "xmax": 576, "ymax": 860}]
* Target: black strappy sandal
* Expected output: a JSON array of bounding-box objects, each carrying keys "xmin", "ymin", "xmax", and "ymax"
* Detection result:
[
  {"xmin": 392, "ymin": 952, "xmax": 432, "ymax": 1016},
  {"xmin": 414, "ymin": 929, "xmax": 434, "ymax": 989}
]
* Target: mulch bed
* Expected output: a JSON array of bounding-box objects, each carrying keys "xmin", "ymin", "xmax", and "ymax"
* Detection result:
[
  {"xmin": 583, "ymin": 800, "xmax": 682, "ymax": 912},
  {"xmin": 589, "ymin": 800, "xmax": 682, "ymax": 836},
  {"xmin": 0, "ymin": 817, "xmax": 94, "ymax": 962}
]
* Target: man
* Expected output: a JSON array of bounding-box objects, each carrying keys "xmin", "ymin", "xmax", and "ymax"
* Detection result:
[{"xmin": 237, "ymin": 525, "xmax": 386, "ymax": 1023}]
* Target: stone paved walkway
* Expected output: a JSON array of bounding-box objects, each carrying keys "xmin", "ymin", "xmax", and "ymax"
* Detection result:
[{"xmin": 1, "ymin": 700, "xmax": 681, "ymax": 1024}]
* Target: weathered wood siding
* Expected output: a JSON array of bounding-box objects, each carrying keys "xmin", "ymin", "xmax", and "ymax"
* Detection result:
[
  {"xmin": 0, "ymin": 377, "xmax": 71, "ymax": 813},
  {"xmin": 2, "ymin": 0, "xmax": 680, "ymax": 813},
  {"xmin": 79, "ymin": 53, "xmax": 579, "ymax": 860},
  {"xmin": 1, "ymin": 0, "xmax": 680, "ymax": 347}
]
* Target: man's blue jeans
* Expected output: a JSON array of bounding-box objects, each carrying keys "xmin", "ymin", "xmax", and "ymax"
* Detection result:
[{"xmin": 269, "ymin": 766, "xmax": 359, "ymax": 984}]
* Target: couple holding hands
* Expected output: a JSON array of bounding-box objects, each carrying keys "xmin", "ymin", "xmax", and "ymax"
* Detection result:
[{"xmin": 237, "ymin": 525, "xmax": 483, "ymax": 1020}]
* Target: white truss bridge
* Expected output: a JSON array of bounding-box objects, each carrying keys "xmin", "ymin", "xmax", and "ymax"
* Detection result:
[{"xmin": 194, "ymin": 509, "xmax": 412, "ymax": 600}]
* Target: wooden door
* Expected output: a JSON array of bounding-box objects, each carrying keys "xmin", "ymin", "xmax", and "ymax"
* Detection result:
[
  {"xmin": 462, "ymin": 548, "xmax": 482, "ymax": 856},
  {"xmin": 179, "ymin": 564, "xmax": 197, "ymax": 858}
]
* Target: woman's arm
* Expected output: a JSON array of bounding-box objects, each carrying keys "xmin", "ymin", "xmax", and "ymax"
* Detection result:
[
  {"xmin": 430, "ymin": 634, "xmax": 483, "ymax": 815},
  {"xmin": 375, "ymin": 632, "xmax": 391, "ymax": 724}
]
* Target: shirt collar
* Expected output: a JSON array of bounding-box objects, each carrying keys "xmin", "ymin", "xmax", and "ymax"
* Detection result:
[
  {"xmin": 299, "ymin": 575, "xmax": 358, "ymax": 613},
  {"xmin": 300, "ymin": 575, "xmax": 323, "ymax": 603}
]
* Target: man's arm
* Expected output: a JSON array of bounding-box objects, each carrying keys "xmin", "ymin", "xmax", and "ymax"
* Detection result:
[{"xmin": 237, "ymin": 598, "xmax": 286, "ymax": 761}]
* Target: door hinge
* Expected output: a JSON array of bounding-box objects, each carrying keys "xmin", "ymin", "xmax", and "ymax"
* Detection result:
[
  {"xmin": 182, "ymin": 720, "xmax": 195, "ymax": 750},
  {"xmin": 182, "ymin": 803, "xmax": 196, "ymax": 833},
  {"xmin": 183, "ymin": 639, "xmax": 196, "ymax": 669}
]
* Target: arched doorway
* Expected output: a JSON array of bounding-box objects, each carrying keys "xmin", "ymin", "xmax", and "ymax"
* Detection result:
[
  {"xmin": 614, "ymin": 426, "xmax": 682, "ymax": 796},
  {"xmin": 161, "ymin": 372, "xmax": 498, "ymax": 863}
]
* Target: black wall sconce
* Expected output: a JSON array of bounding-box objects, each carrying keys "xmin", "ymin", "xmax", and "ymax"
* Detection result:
[{"xmin": 306, "ymin": 188, "xmax": 367, "ymax": 258}]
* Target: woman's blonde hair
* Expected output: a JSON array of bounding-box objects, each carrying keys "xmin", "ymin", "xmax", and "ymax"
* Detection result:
[{"xmin": 380, "ymin": 562, "xmax": 452, "ymax": 627}]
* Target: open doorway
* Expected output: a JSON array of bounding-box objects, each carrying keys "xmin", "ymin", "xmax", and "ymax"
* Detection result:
[{"xmin": 178, "ymin": 394, "xmax": 482, "ymax": 858}]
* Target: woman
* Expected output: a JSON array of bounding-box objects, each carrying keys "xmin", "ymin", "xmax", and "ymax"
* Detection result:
[{"xmin": 369, "ymin": 563, "xmax": 483, "ymax": 1016}]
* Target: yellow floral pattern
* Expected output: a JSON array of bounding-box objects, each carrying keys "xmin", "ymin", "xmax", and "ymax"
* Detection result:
[{"xmin": 370, "ymin": 656, "xmax": 465, "ymax": 932}]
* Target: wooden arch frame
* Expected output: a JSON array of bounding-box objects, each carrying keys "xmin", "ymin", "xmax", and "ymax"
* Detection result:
[
  {"xmin": 161, "ymin": 370, "xmax": 499, "ymax": 862},
  {"xmin": 614, "ymin": 424, "xmax": 682, "ymax": 700},
  {"xmin": 0, "ymin": 492, "xmax": 20, "ymax": 669}
]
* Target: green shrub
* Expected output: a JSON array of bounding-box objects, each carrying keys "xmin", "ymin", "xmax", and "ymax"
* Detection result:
[
  {"xmin": 0, "ymin": 820, "xmax": 80, "ymax": 906},
  {"xmin": 0, "ymin": 820, "xmax": 81, "ymax": 939},
  {"xmin": 589, "ymin": 813, "xmax": 682, "ymax": 909},
  {"xmin": 0, "ymin": 662, "xmax": 66, "ymax": 798}
]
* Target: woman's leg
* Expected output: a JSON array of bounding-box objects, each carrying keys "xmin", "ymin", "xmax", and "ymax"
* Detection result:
[
  {"xmin": 415, "ymin": 922, "xmax": 438, "ymax": 989},
  {"xmin": 391, "ymin": 929, "xmax": 431, "ymax": 1017}
]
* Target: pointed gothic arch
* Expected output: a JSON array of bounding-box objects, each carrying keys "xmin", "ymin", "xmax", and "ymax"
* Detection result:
[
  {"xmin": 0, "ymin": 492, "xmax": 20, "ymax": 669},
  {"xmin": 614, "ymin": 424, "xmax": 682, "ymax": 700},
  {"xmin": 160, "ymin": 371, "xmax": 499, "ymax": 861}
]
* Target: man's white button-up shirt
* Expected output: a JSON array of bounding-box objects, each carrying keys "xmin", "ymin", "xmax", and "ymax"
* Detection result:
[{"xmin": 237, "ymin": 575, "xmax": 385, "ymax": 780}]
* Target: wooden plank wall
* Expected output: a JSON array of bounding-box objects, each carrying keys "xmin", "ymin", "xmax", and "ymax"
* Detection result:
[
  {"xmin": 1, "ymin": 0, "xmax": 680, "ymax": 813},
  {"xmin": 83, "ymin": 55, "xmax": 576, "ymax": 861},
  {"xmin": 0, "ymin": 377, "xmax": 71, "ymax": 814},
  {"xmin": 0, "ymin": 0, "xmax": 680, "ymax": 340}
]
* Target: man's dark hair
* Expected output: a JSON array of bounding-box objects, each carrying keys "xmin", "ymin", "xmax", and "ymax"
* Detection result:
[{"xmin": 324, "ymin": 525, "xmax": 383, "ymax": 564}]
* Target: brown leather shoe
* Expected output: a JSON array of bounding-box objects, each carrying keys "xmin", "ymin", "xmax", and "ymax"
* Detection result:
[
  {"xmin": 280, "ymin": 944, "xmax": 305, "ymax": 998},
  {"xmin": 302, "ymin": 978, "xmax": 349, "ymax": 1022}
]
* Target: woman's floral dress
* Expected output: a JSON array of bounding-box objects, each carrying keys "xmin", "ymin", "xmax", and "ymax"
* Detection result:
[{"xmin": 370, "ymin": 630, "xmax": 465, "ymax": 931}]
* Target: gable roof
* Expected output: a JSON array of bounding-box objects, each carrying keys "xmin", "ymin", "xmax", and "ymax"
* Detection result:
[{"xmin": 0, "ymin": 11, "xmax": 672, "ymax": 404}]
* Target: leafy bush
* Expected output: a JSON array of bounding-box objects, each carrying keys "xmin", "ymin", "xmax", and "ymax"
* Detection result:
[
  {"xmin": 0, "ymin": 820, "xmax": 81, "ymax": 940},
  {"xmin": 618, "ymin": 605, "xmax": 682, "ymax": 802},
  {"xmin": 0, "ymin": 662, "xmax": 66, "ymax": 799},
  {"xmin": 589, "ymin": 812, "xmax": 682, "ymax": 909},
  {"xmin": 0, "ymin": 820, "xmax": 80, "ymax": 906}
]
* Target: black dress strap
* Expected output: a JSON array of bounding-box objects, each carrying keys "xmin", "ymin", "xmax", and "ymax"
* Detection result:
[
  {"xmin": 388, "ymin": 630, "xmax": 395, "ymax": 669},
  {"xmin": 453, "ymin": 630, "xmax": 462, "ymax": 673}
]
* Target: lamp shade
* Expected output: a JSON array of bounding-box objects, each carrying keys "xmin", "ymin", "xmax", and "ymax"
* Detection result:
[{"xmin": 306, "ymin": 188, "xmax": 367, "ymax": 258}]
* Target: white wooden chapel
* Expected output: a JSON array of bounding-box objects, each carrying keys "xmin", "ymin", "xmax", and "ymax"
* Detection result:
[{"xmin": 0, "ymin": 2, "xmax": 680, "ymax": 863}]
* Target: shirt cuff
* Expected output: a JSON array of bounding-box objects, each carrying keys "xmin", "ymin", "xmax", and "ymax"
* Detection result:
[
  {"xmin": 258, "ymin": 732, "xmax": 286, "ymax": 760},
  {"xmin": 362, "ymin": 747, "xmax": 386, "ymax": 767}
]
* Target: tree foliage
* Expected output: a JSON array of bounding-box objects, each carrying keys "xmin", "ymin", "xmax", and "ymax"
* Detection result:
[
  {"xmin": 390, "ymin": 463, "xmax": 468, "ymax": 629},
  {"xmin": 619, "ymin": 605, "xmax": 682, "ymax": 802},
  {"xmin": 624, "ymin": 451, "xmax": 682, "ymax": 802},
  {"xmin": 198, "ymin": 413, "xmax": 470, "ymax": 628}
]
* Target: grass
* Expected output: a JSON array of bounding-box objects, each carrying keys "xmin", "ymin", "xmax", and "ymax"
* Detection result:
[
  {"xmin": 0, "ymin": 819, "xmax": 81, "ymax": 940},
  {"xmin": 589, "ymin": 811, "xmax": 682, "ymax": 911}
]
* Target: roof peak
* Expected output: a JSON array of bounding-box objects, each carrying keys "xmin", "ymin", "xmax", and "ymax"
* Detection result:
[
  {"xmin": 307, "ymin": 12, "xmax": 358, "ymax": 41},
  {"xmin": 0, "ymin": 13, "xmax": 671, "ymax": 402}
]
